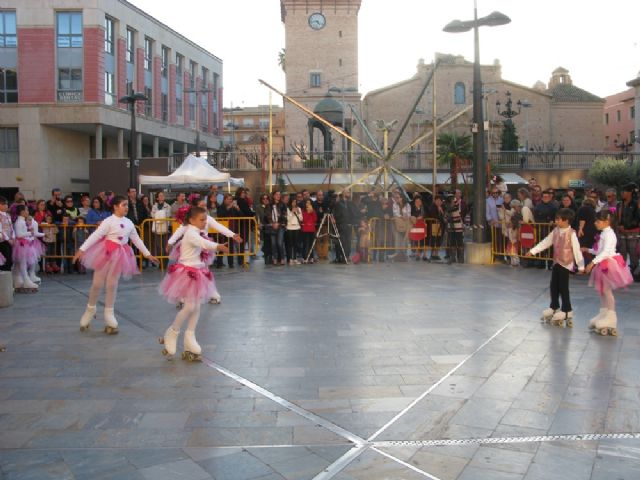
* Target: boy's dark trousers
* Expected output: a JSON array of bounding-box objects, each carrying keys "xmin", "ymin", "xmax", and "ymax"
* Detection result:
[
  {"xmin": 549, "ymin": 263, "xmax": 571, "ymax": 312},
  {"xmin": 0, "ymin": 241, "xmax": 12, "ymax": 271}
]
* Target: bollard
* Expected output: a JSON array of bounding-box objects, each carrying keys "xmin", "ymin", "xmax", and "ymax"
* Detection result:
[{"xmin": 0, "ymin": 271, "xmax": 14, "ymax": 308}]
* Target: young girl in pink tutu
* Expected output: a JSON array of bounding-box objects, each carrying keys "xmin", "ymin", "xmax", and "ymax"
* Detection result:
[
  {"xmin": 583, "ymin": 209, "xmax": 633, "ymax": 336},
  {"xmin": 167, "ymin": 196, "xmax": 241, "ymax": 304},
  {"xmin": 12, "ymin": 205, "xmax": 45, "ymax": 292},
  {"xmin": 72, "ymin": 195, "xmax": 158, "ymax": 334},
  {"xmin": 159, "ymin": 206, "xmax": 228, "ymax": 360}
]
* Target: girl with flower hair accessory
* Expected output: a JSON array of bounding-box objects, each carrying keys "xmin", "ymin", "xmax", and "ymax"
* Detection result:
[
  {"xmin": 582, "ymin": 209, "xmax": 633, "ymax": 336},
  {"xmin": 167, "ymin": 196, "xmax": 241, "ymax": 305},
  {"xmin": 72, "ymin": 196, "xmax": 159, "ymax": 334},
  {"xmin": 158, "ymin": 206, "xmax": 228, "ymax": 361}
]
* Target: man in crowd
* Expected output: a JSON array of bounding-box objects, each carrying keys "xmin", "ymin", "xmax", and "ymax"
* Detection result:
[
  {"xmin": 618, "ymin": 183, "xmax": 640, "ymax": 281},
  {"xmin": 126, "ymin": 187, "xmax": 147, "ymax": 226}
]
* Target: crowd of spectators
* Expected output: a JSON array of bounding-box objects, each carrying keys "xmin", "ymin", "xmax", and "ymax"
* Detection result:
[
  {"xmin": 5, "ymin": 176, "xmax": 638, "ymax": 280},
  {"xmin": 488, "ymin": 177, "xmax": 640, "ymax": 281}
]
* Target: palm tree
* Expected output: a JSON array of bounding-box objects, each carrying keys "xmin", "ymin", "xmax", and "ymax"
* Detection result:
[
  {"xmin": 277, "ymin": 48, "xmax": 285, "ymax": 72},
  {"xmin": 436, "ymin": 132, "xmax": 472, "ymax": 188}
]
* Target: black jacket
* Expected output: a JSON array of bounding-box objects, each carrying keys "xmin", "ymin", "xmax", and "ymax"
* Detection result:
[{"xmin": 618, "ymin": 200, "xmax": 640, "ymax": 230}]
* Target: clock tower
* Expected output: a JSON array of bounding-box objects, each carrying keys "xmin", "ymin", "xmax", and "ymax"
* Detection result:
[{"xmin": 280, "ymin": 0, "xmax": 361, "ymax": 155}]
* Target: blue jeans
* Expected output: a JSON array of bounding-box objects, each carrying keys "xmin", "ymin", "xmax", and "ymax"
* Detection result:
[{"xmin": 270, "ymin": 227, "xmax": 285, "ymax": 262}]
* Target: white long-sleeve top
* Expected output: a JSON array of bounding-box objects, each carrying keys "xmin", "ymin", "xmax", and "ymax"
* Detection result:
[
  {"xmin": 178, "ymin": 224, "xmax": 219, "ymax": 268},
  {"xmin": 14, "ymin": 217, "xmax": 44, "ymax": 240},
  {"xmin": 79, "ymin": 214, "xmax": 150, "ymax": 257},
  {"xmin": 529, "ymin": 226, "xmax": 585, "ymax": 271},
  {"xmin": 0, "ymin": 211, "xmax": 14, "ymax": 242},
  {"xmin": 168, "ymin": 215, "xmax": 235, "ymax": 246},
  {"xmin": 588, "ymin": 226, "xmax": 617, "ymax": 265}
]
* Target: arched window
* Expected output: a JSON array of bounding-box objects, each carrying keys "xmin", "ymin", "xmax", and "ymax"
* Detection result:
[{"xmin": 454, "ymin": 82, "xmax": 466, "ymax": 104}]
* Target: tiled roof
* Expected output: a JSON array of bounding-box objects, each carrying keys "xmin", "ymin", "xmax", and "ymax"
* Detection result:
[{"xmin": 547, "ymin": 84, "xmax": 604, "ymax": 103}]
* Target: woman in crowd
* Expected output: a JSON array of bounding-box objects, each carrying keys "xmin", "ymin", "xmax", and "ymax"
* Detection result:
[
  {"xmin": 86, "ymin": 197, "xmax": 110, "ymax": 226},
  {"xmin": 234, "ymin": 187, "xmax": 254, "ymax": 266},
  {"xmin": 206, "ymin": 192, "xmax": 218, "ymax": 217},
  {"xmin": 255, "ymin": 193, "xmax": 271, "ymax": 263},
  {"xmin": 576, "ymin": 197, "xmax": 597, "ymax": 264},
  {"xmin": 151, "ymin": 191, "xmax": 172, "ymax": 263},
  {"xmin": 390, "ymin": 191, "xmax": 411, "ymax": 262},
  {"xmin": 78, "ymin": 195, "xmax": 91, "ymax": 218},
  {"xmin": 285, "ymin": 196, "xmax": 302, "ymax": 264},
  {"xmin": 266, "ymin": 191, "xmax": 286, "ymax": 266},
  {"xmin": 410, "ymin": 195, "xmax": 426, "ymax": 260},
  {"xmin": 427, "ymin": 195, "xmax": 446, "ymax": 261}
]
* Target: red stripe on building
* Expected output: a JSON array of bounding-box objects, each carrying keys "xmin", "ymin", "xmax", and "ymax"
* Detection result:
[
  {"xmin": 136, "ymin": 48, "xmax": 145, "ymax": 114},
  {"xmin": 83, "ymin": 27, "xmax": 104, "ymax": 103},
  {"xmin": 17, "ymin": 28, "xmax": 55, "ymax": 103},
  {"xmin": 117, "ymin": 37, "xmax": 127, "ymax": 109},
  {"xmin": 153, "ymin": 56, "xmax": 161, "ymax": 120},
  {"xmin": 169, "ymin": 64, "xmax": 176, "ymax": 124}
]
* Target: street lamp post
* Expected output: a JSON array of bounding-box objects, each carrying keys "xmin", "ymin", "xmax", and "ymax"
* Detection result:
[
  {"xmin": 119, "ymin": 91, "xmax": 149, "ymax": 190},
  {"xmin": 184, "ymin": 87, "xmax": 212, "ymax": 157},
  {"xmin": 443, "ymin": 3, "xmax": 510, "ymax": 244}
]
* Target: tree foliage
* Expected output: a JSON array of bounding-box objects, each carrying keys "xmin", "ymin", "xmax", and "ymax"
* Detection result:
[
  {"xmin": 588, "ymin": 157, "xmax": 640, "ymax": 192},
  {"xmin": 277, "ymin": 48, "xmax": 285, "ymax": 72},
  {"xmin": 500, "ymin": 120, "xmax": 519, "ymax": 151},
  {"xmin": 437, "ymin": 132, "xmax": 472, "ymax": 188}
]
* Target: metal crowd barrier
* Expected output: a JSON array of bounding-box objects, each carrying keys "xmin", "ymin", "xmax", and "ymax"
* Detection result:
[
  {"xmin": 490, "ymin": 222, "xmax": 554, "ymax": 264},
  {"xmin": 39, "ymin": 217, "xmax": 259, "ymax": 273},
  {"xmin": 366, "ymin": 217, "xmax": 452, "ymax": 262}
]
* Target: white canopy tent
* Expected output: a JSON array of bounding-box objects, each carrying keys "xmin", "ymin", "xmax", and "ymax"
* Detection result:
[{"xmin": 138, "ymin": 154, "xmax": 244, "ymax": 190}]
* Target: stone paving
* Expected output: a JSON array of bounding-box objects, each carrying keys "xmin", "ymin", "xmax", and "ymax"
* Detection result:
[{"xmin": 0, "ymin": 261, "xmax": 639, "ymax": 479}]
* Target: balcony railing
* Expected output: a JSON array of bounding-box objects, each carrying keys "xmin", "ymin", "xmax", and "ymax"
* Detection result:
[{"xmin": 170, "ymin": 151, "xmax": 640, "ymax": 172}]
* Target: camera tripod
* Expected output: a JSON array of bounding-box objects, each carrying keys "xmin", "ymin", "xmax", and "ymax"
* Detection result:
[{"xmin": 305, "ymin": 213, "xmax": 349, "ymax": 265}]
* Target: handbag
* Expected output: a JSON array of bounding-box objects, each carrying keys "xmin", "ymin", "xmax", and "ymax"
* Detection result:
[
  {"xmin": 152, "ymin": 208, "xmax": 168, "ymax": 234},
  {"xmin": 393, "ymin": 217, "xmax": 409, "ymax": 233}
]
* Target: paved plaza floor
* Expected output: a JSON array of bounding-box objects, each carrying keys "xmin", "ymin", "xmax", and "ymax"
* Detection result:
[{"xmin": 0, "ymin": 261, "xmax": 639, "ymax": 479}]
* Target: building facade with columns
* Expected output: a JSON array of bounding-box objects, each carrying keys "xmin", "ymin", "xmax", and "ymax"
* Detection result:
[
  {"xmin": 0, "ymin": 0, "xmax": 223, "ymax": 199},
  {"xmin": 627, "ymin": 72, "xmax": 640, "ymax": 153}
]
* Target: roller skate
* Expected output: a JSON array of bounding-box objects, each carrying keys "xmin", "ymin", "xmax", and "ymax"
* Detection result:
[
  {"xmin": 208, "ymin": 292, "xmax": 221, "ymax": 304},
  {"xmin": 594, "ymin": 310, "xmax": 618, "ymax": 336},
  {"xmin": 16, "ymin": 279, "xmax": 39, "ymax": 293},
  {"xmin": 103, "ymin": 308, "xmax": 119, "ymax": 335},
  {"xmin": 159, "ymin": 327, "xmax": 179, "ymax": 358},
  {"xmin": 29, "ymin": 265, "xmax": 42, "ymax": 283},
  {"xmin": 181, "ymin": 330, "xmax": 202, "ymax": 362},
  {"xmin": 550, "ymin": 310, "xmax": 574, "ymax": 327},
  {"xmin": 541, "ymin": 308, "xmax": 557, "ymax": 323},
  {"xmin": 79, "ymin": 304, "xmax": 97, "ymax": 331},
  {"xmin": 588, "ymin": 308, "xmax": 607, "ymax": 330}
]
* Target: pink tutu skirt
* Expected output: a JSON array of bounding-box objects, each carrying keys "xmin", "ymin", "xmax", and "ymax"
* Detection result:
[
  {"xmin": 169, "ymin": 241, "xmax": 215, "ymax": 266},
  {"xmin": 81, "ymin": 239, "xmax": 139, "ymax": 280},
  {"xmin": 589, "ymin": 254, "xmax": 633, "ymax": 294},
  {"xmin": 158, "ymin": 263, "xmax": 216, "ymax": 304},
  {"xmin": 12, "ymin": 239, "xmax": 45, "ymax": 266}
]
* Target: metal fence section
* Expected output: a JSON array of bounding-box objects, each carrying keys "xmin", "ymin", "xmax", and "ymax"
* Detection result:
[
  {"xmin": 489, "ymin": 151, "xmax": 640, "ymax": 170},
  {"xmin": 366, "ymin": 217, "xmax": 454, "ymax": 262},
  {"xmin": 490, "ymin": 222, "xmax": 554, "ymax": 264},
  {"xmin": 38, "ymin": 223, "xmax": 142, "ymax": 273},
  {"xmin": 138, "ymin": 216, "xmax": 259, "ymax": 270},
  {"xmin": 39, "ymin": 217, "xmax": 259, "ymax": 273}
]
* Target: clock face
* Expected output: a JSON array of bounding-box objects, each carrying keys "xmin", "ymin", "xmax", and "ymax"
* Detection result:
[{"xmin": 308, "ymin": 12, "xmax": 326, "ymax": 30}]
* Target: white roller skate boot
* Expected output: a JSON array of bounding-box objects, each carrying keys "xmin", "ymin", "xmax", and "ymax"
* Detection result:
[
  {"xmin": 13, "ymin": 270, "xmax": 23, "ymax": 291},
  {"xmin": 21, "ymin": 279, "xmax": 39, "ymax": 293},
  {"xmin": 594, "ymin": 310, "xmax": 617, "ymax": 336},
  {"xmin": 541, "ymin": 307, "xmax": 557, "ymax": 323},
  {"xmin": 159, "ymin": 327, "xmax": 179, "ymax": 357},
  {"xmin": 209, "ymin": 291, "xmax": 221, "ymax": 304},
  {"xmin": 182, "ymin": 330, "xmax": 202, "ymax": 361},
  {"xmin": 588, "ymin": 308, "xmax": 607, "ymax": 330},
  {"xmin": 103, "ymin": 307, "xmax": 119, "ymax": 335},
  {"xmin": 550, "ymin": 310, "xmax": 574, "ymax": 327},
  {"xmin": 28, "ymin": 266, "xmax": 41, "ymax": 284},
  {"xmin": 79, "ymin": 304, "xmax": 97, "ymax": 331}
]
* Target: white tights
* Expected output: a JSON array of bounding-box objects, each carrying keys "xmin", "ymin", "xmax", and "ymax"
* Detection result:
[
  {"xmin": 87, "ymin": 264, "xmax": 121, "ymax": 308},
  {"xmin": 600, "ymin": 287, "xmax": 615, "ymax": 311},
  {"xmin": 15, "ymin": 260, "xmax": 30, "ymax": 284},
  {"xmin": 171, "ymin": 300, "xmax": 200, "ymax": 332}
]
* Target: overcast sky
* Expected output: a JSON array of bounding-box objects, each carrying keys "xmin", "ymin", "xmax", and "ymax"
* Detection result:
[{"xmin": 131, "ymin": 0, "xmax": 640, "ymax": 107}]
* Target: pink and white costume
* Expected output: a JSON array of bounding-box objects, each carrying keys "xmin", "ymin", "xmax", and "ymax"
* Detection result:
[
  {"xmin": 159, "ymin": 225, "xmax": 219, "ymax": 304},
  {"xmin": 79, "ymin": 215, "xmax": 150, "ymax": 280},
  {"xmin": 588, "ymin": 226, "xmax": 633, "ymax": 294},
  {"xmin": 168, "ymin": 216, "xmax": 236, "ymax": 264},
  {"xmin": 12, "ymin": 217, "xmax": 45, "ymax": 266}
]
